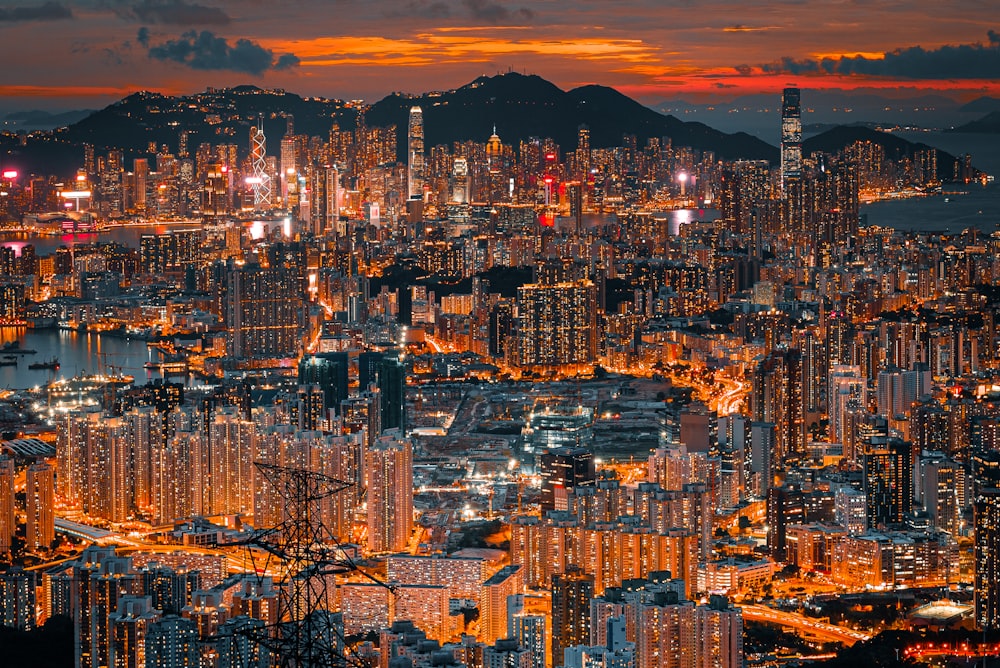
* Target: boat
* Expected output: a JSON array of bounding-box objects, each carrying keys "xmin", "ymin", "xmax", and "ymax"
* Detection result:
[
  {"xmin": 0, "ymin": 358, "xmax": 16, "ymax": 367},
  {"xmin": 0, "ymin": 342, "xmax": 37, "ymax": 354},
  {"xmin": 28, "ymin": 357, "xmax": 60, "ymax": 370}
]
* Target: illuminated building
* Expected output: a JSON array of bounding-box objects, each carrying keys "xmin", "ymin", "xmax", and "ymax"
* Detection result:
[
  {"xmin": 74, "ymin": 546, "xmax": 136, "ymax": 668},
  {"xmin": 515, "ymin": 280, "xmax": 597, "ymax": 372},
  {"xmin": 552, "ymin": 566, "xmax": 594, "ymax": 666},
  {"xmin": 0, "ymin": 283, "xmax": 26, "ymax": 322},
  {"xmin": 525, "ymin": 405, "xmax": 593, "ymax": 455},
  {"xmin": 205, "ymin": 407, "xmax": 255, "ymax": 516},
  {"xmin": 109, "ymin": 596, "xmax": 162, "ymax": 668},
  {"xmin": 749, "ymin": 349, "xmax": 804, "ymax": 465},
  {"xmin": 293, "ymin": 385, "xmax": 327, "ymax": 431},
  {"xmin": 214, "ymin": 616, "xmax": 271, "ymax": 668},
  {"xmin": 340, "ymin": 583, "xmax": 391, "ymax": 636},
  {"xmin": 693, "ymin": 597, "xmax": 743, "ymax": 668},
  {"xmin": 510, "ymin": 608, "xmax": 546, "ymax": 668},
  {"xmin": 408, "ymin": 106, "xmax": 425, "ymax": 199},
  {"xmin": 365, "ymin": 433, "xmax": 413, "ymax": 554},
  {"xmin": 976, "ymin": 488, "xmax": 1000, "ymax": 629},
  {"xmin": 25, "ymin": 462, "xmax": 55, "ymax": 551},
  {"xmin": 145, "ymin": 615, "xmax": 199, "ymax": 668},
  {"xmin": 224, "ymin": 261, "xmax": 302, "ymax": 360},
  {"xmin": 451, "ymin": 157, "xmax": 469, "ymax": 204},
  {"xmin": 876, "ymin": 366, "xmax": 929, "ymax": 419},
  {"xmin": 484, "ymin": 638, "xmax": 532, "ymax": 668},
  {"xmin": 747, "ymin": 422, "xmax": 774, "ymax": 498},
  {"xmin": 767, "ymin": 485, "xmax": 804, "ymax": 562},
  {"xmin": 0, "ymin": 569, "xmax": 36, "ymax": 631},
  {"xmin": 387, "ymin": 554, "xmax": 488, "ymax": 602},
  {"xmin": 696, "ymin": 559, "xmax": 774, "ymax": 597},
  {"xmin": 0, "ymin": 456, "xmax": 13, "ymax": 554},
  {"xmin": 481, "ymin": 564, "xmax": 523, "ymax": 645},
  {"xmin": 832, "ymin": 531, "xmax": 956, "ymax": 588},
  {"xmin": 863, "ymin": 437, "xmax": 912, "ymax": 530},
  {"xmin": 916, "ymin": 452, "xmax": 965, "ymax": 535},
  {"xmin": 828, "ymin": 365, "xmax": 865, "ymax": 447},
  {"xmin": 394, "ymin": 584, "xmax": 451, "ymax": 642},
  {"xmin": 230, "ymin": 576, "xmax": 278, "ymax": 627},
  {"xmin": 834, "ymin": 487, "xmax": 867, "ymax": 534},
  {"xmin": 249, "ymin": 118, "xmax": 272, "ymax": 209},
  {"xmin": 780, "ymin": 87, "xmax": 802, "ymax": 194},
  {"xmin": 298, "ymin": 353, "xmax": 349, "ymax": 414},
  {"xmin": 539, "ymin": 447, "xmax": 595, "ymax": 512}
]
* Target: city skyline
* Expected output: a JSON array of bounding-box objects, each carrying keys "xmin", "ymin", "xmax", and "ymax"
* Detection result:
[
  {"xmin": 0, "ymin": 26, "xmax": 999, "ymax": 664},
  {"xmin": 1, "ymin": 0, "xmax": 999, "ymax": 113}
]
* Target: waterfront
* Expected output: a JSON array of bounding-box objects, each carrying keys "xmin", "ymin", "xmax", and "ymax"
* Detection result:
[{"xmin": 0, "ymin": 327, "xmax": 163, "ymax": 390}]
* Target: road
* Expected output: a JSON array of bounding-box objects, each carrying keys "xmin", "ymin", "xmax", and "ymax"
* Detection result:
[{"xmin": 739, "ymin": 604, "xmax": 872, "ymax": 646}]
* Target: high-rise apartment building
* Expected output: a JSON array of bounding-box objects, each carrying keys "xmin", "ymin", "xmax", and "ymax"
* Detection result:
[
  {"xmin": 0, "ymin": 456, "xmax": 14, "ymax": 554},
  {"xmin": 365, "ymin": 433, "xmax": 413, "ymax": 554},
  {"xmin": 515, "ymin": 280, "xmax": 597, "ymax": 372},
  {"xmin": 552, "ymin": 566, "xmax": 594, "ymax": 667},
  {"xmin": 975, "ymin": 488, "xmax": 1000, "ymax": 629},
  {"xmin": 224, "ymin": 261, "xmax": 302, "ymax": 359},
  {"xmin": 25, "ymin": 462, "xmax": 55, "ymax": 551},
  {"xmin": 863, "ymin": 437, "xmax": 913, "ymax": 530}
]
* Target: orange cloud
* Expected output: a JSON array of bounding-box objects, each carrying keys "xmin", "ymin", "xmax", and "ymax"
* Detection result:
[{"xmin": 265, "ymin": 32, "xmax": 660, "ymax": 69}]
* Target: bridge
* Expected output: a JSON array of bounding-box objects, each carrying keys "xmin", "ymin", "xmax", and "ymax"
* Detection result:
[{"xmin": 739, "ymin": 603, "xmax": 872, "ymax": 646}]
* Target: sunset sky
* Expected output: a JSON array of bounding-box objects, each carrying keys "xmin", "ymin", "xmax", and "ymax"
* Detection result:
[{"xmin": 2, "ymin": 0, "xmax": 999, "ymax": 111}]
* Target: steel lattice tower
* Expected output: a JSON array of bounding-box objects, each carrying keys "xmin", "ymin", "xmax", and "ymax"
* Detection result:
[
  {"xmin": 227, "ymin": 462, "xmax": 376, "ymax": 668},
  {"xmin": 250, "ymin": 117, "xmax": 272, "ymax": 210}
]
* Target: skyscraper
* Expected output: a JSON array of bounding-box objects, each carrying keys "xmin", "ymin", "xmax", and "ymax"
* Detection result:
[
  {"xmin": 780, "ymin": 87, "xmax": 802, "ymax": 194},
  {"xmin": 451, "ymin": 157, "xmax": 469, "ymax": 204},
  {"xmin": 0, "ymin": 456, "xmax": 13, "ymax": 554},
  {"xmin": 539, "ymin": 446, "xmax": 595, "ymax": 512},
  {"xmin": 976, "ymin": 488, "xmax": 1000, "ymax": 630},
  {"xmin": 25, "ymin": 462, "xmax": 55, "ymax": 551},
  {"xmin": 408, "ymin": 106, "xmax": 425, "ymax": 199},
  {"xmin": 863, "ymin": 437, "xmax": 913, "ymax": 530},
  {"xmin": 224, "ymin": 261, "xmax": 302, "ymax": 359},
  {"xmin": 365, "ymin": 433, "xmax": 413, "ymax": 554},
  {"xmin": 515, "ymin": 280, "xmax": 598, "ymax": 372},
  {"xmin": 552, "ymin": 566, "xmax": 594, "ymax": 667},
  {"xmin": 249, "ymin": 117, "xmax": 271, "ymax": 209}
]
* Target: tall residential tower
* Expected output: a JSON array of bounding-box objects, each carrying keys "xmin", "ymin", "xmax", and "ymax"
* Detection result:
[
  {"xmin": 780, "ymin": 87, "xmax": 802, "ymax": 194},
  {"xmin": 407, "ymin": 106, "xmax": 425, "ymax": 199}
]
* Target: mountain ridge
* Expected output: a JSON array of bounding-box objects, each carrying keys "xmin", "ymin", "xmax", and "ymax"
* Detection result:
[{"xmin": 0, "ymin": 73, "xmax": 973, "ymax": 180}]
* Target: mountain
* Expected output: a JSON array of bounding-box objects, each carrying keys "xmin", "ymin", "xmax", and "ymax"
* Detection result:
[
  {"xmin": 802, "ymin": 125, "xmax": 962, "ymax": 180},
  {"xmin": 54, "ymin": 87, "xmax": 358, "ymax": 160},
  {"xmin": 958, "ymin": 96, "xmax": 1000, "ymax": 114},
  {"xmin": 949, "ymin": 110, "xmax": 1000, "ymax": 134},
  {"xmin": 0, "ymin": 74, "xmax": 974, "ymax": 181},
  {"xmin": 365, "ymin": 72, "xmax": 778, "ymax": 162},
  {"xmin": 3, "ymin": 109, "xmax": 94, "ymax": 131}
]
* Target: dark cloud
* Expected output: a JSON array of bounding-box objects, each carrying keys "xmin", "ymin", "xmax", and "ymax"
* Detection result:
[
  {"xmin": 274, "ymin": 53, "xmax": 299, "ymax": 70},
  {"xmin": 734, "ymin": 64, "xmax": 752, "ymax": 76},
  {"xmin": 137, "ymin": 26, "xmax": 150, "ymax": 46},
  {"xmin": 128, "ymin": 0, "xmax": 231, "ymax": 26},
  {"xmin": 145, "ymin": 29, "xmax": 300, "ymax": 75},
  {"xmin": 0, "ymin": 2, "xmax": 73, "ymax": 22},
  {"xmin": 760, "ymin": 31, "xmax": 1000, "ymax": 80},
  {"xmin": 461, "ymin": 0, "xmax": 534, "ymax": 23},
  {"xmin": 396, "ymin": 0, "xmax": 452, "ymax": 19},
  {"xmin": 393, "ymin": 0, "xmax": 532, "ymax": 21}
]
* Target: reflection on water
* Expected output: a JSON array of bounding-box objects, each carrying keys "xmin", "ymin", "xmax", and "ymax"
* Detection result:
[{"xmin": 0, "ymin": 326, "xmax": 160, "ymax": 390}]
